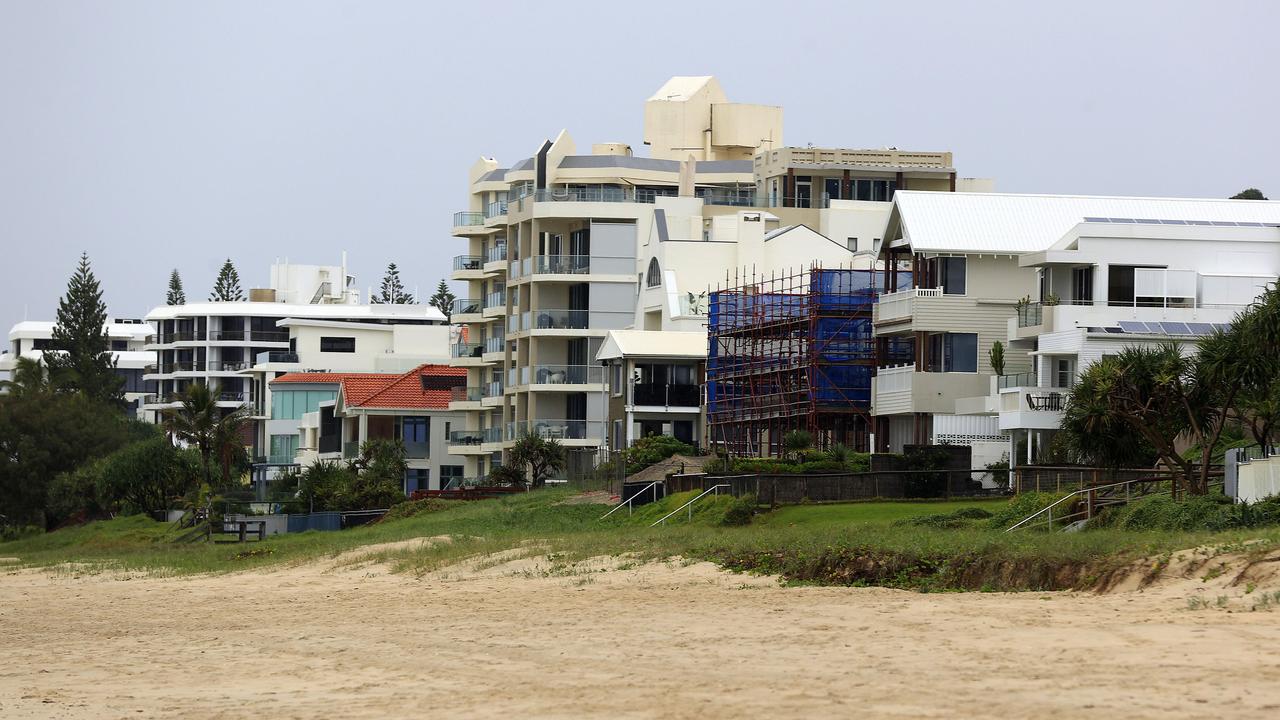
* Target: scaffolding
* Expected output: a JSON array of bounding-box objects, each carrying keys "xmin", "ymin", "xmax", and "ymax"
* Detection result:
[{"xmin": 706, "ymin": 264, "xmax": 884, "ymax": 457}]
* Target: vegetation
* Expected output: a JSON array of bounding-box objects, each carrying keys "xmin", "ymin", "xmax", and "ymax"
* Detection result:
[
  {"xmin": 704, "ymin": 446, "xmax": 871, "ymax": 475},
  {"xmin": 1231, "ymin": 188, "xmax": 1268, "ymax": 200},
  {"xmin": 96, "ymin": 436, "xmax": 199, "ymax": 516},
  {"xmin": 428, "ymin": 279, "xmax": 455, "ymax": 321},
  {"xmin": 43, "ymin": 253, "xmax": 122, "ymax": 405},
  {"xmin": 297, "ymin": 439, "xmax": 411, "ymax": 511},
  {"xmin": 372, "ymin": 262, "xmax": 415, "ymax": 304},
  {"xmin": 6, "ymin": 490, "xmax": 1280, "ymax": 593},
  {"xmin": 782, "ymin": 429, "xmax": 813, "ymax": 462},
  {"xmin": 209, "ymin": 258, "xmax": 244, "ymax": 301},
  {"xmin": 509, "ymin": 433, "xmax": 566, "ymax": 489},
  {"xmin": 166, "ymin": 269, "xmax": 186, "ymax": 305},
  {"xmin": 988, "ymin": 340, "xmax": 1006, "ymax": 377},
  {"xmin": 162, "ymin": 383, "xmax": 250, "ymax": 489},
  {"xmin": 601, "ymin": 434, "xmax": 697, "ymax": 477}
]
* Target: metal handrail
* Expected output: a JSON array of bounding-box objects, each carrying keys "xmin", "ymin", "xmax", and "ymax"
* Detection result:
[
  {"xmin": 1005, "ymin": 476, "xmax": 1224, "ymax": 532},
  {"xmin": 650, "ymin": 484, "xmax": 729, "ymax": 527},
  {"xmin": 599, "ymin": 480, "xmax": 661, "ymax": 520}
]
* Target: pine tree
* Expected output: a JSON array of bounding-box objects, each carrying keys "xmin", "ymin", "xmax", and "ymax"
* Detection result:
[
  {"xmin": 209, "ymin": 259, "xmax": 244, "ymax": 301},
  {"xmin": 43, "ymin": 253, "xmax": 122, "ymax": 404},
  {"xmin": 166, "ymin": 269, "xmax": 186, "ymax": 305},
  {"xmin": 372, "ymin": 263, "xmax": 414, "ymax": 304},
  {"xmin": 428, "ymin": 279, "xmax": 456, "ymax": 321}
]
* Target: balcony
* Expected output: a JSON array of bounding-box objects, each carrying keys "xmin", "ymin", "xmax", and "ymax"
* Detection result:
[
  {"xmin": 523, "ymin": 309, "xmax": 588, "ymax": 331},
  {"xmin": 318, "ymin": 435, "xmax": 341, "ymax": 454},
  {"xmin": 872, "ymin": 364, "xmax": 991, "ymax": 416},
  {"xmin": 217, "ymin": 391, "xmax": 251, "ymax": 404},
  {"xmin": 531, "ymin": 255, "xmax": 590, "ymax": 275},
  {"xmin": 451, "ymin": 297, "xmax": 483, "ymax": 319},
  {"xmin": 484, "ymin": 290, "xmax": 506, "ymax": 311},
  {"xmin": 209, "ymin": 360, "xmax": 251, "ymax": 372},
  {"xmin": 451, "ymin": 342, "xmax": 484, "ymax": 359},
  {"xmin": 527, "ymin": 419, "xmax": 593, "ymax": 441},
  {"xmin": 482, "ymin": 380, "xmax": 504, "ymax": 398},
  {"xmin": 448, "ymin": 430, "xmax": 485, "ymax": 446},
  {"xmin": 453, "ymin": 254, "xmax": 483, "ymax": 272},
  {"xmin": 451, "ymin": 386, "xmax": 483, "ymax": 402},
  {"xmin": 632, "ymin": 383, "xmax": 700, "ymax": 407},
  {"xmin": 484, "ymin": 335, "xmax": 505, "ymax": 355},
  {"xmin": 250, "ymin": 330, "xmax": 290, "ymax": 343},
  {"xmin": 998, "ymin": 385, "xmax": 1069, "ymax": 431},
  {"xmin": 528, "ymin": 364, "xmax": 604, "ymax": 387},
  {"xmin": 163, "ymin": 361, "xmax": 206, "ymax": 373},
  {"xmin": 453, "ymin": 211, "xmax": 485, "ymax": 230},
  {"xmin": 210, "ymin": 330, "xmax": 246, "ymax": 341},
  {"xmin": 255, "ymin": 350, "xmax": 299, "ymax": 365},
  {"xmin": 873, "ymin": 287, "xmax": 943, "ymax": 327},
  {"xmin": 486, "ymin": 244, "xmax": 508, "ymax": 264},
  {"xmin": 485, "ymin": 200, "xmax": 508, "ymax": 219},
  {"xmin": 403, "ymin": 441, "xmax": 430, "ymax": 459},
  {"xmin": 343, "ymin": 440, "xmax": 360, "ymax": 459}
]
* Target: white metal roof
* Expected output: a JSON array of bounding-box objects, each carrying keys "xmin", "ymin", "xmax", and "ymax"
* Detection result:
[
  {"xmin": 892, "ymin": 191, "xmax": 1280, "ymax": 254},
  {"xmin": 595, "ymin": 330, "xmax": 707, "ymax": 361},
  {"xmin": 8, "ymin": 320, "xmax": 153, "ymax": 340}
]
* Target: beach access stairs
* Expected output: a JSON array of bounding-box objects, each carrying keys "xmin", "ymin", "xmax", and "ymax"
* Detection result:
[{"xmin": 1005, "ymin": 473, "xmax": 1223, "ymax": 532}]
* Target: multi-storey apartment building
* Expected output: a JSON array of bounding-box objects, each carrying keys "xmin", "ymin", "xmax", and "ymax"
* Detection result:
[
  {"xmin": 873, "ymin": 191, "xmax": 1280, "ymax": 468},
  {"xmin": 142, "ymin": 260, "xmax": 448, "ymax": 468},
  {"xmin": 1, "ymin": 318, "xmax": 155, "ymax": 415},
  {"xmin": 447, "ymin": 76, "xmax": 785, "ymax": 480}
]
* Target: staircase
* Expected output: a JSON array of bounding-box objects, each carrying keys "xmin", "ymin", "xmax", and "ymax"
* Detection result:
[{"xmin": 1005, "ymin": 475, "xmax": 1199, "ymax": 532}]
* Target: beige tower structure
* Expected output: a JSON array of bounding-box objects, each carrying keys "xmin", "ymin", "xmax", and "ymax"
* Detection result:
[{"xmin": 643, "ymin": 76, "xmax": 783, "ymax": 161}]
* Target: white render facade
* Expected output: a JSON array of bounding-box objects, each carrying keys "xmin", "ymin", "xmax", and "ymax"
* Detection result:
[
  {"xmin": 873, "ymin": 191, "xmax": 1280, "ymax": 468},
  {"xmin": 1, "ymin": 319, "xmax": 154, "ymax": 416}
]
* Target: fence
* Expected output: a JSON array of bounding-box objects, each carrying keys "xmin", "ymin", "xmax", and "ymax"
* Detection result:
[
  {"xmin": 1012, "ymin": 466, "xmax": 1184, "ymax": 494},
  {"xmin": 665, "ymin": 470, "xmax": 1006, "ymax": 506}
]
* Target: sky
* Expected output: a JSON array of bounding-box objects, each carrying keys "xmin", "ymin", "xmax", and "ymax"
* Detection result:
[{"xmin": 1, "ymin": 0, "xmax": 1278, "ymax": 335}]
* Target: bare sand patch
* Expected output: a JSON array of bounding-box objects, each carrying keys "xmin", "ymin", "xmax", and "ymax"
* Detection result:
[{"xmin": 2, "ymin": 545, "xmax": 1280, "ymax": 719}]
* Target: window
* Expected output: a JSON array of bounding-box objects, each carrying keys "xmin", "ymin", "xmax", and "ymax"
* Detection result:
[
  {"xmin": 645, "ymin": 257, "xmax": 662, "ymax": 287},
  {"xmin": 404, "ymin": 468, "xmax": 430, "ymax": 494},
  {"xmin": 846, "ymin": 237, "xmax": 858, "ymax": 253},
  {"xmin": 1071, "ymin": 267, "xmax": 1093, "ymax": 304},
  {"xmin": 928, "ymin": 333, "xmax": 978, "ymax": 373},
  {"xmin": 934, "ymin": 257, "xmax": 966, "ymax": 295},
  {"xmin": 320, "ymin": 336, "xmax": 355, "ymax": 353},
  {"xmin": 111, "ymin": 340, "xmax": 128, "ymax": 351},
  {"xmin": 401, "ymin": 416, "xmax": 429, "ymax": 444},
  {"xmin": 612, "ymin": 363, "xmax": 623, "ymax": 396},
  {"xmin": 269, "ymin": 434, "xmax": 298, "ymax": 463},
  {"xmin": 271, "ymin": 390, "xmax": 336, "ymax": 420},
  {"xmin": 439, "ymin": 465, "xmax": 463, "ymax": 487},
  {"xmin": 673, "ymin": 420, "xmax": 694, "ymax": 444},
  {"xmin": 1055, "ymin": 358, "xmax": 1074, "ymax": 388}
]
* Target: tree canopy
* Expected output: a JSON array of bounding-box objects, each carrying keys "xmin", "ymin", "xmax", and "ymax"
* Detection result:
[
  {"xmin": 428, "ymin": 279, "xmax": 455, "ymax": 321},
  {"xmin": 43, "ymin": 253, "xmax": 122, "ymax": 405},
  {"xmin": 371, "ymin": 263, "xmax": 414, "ymax": 304},
  {"xmin": 166, "ymin": 269, "xmax": 186, "ymax": 305},
  {"xmin": 1230, "ymin": 188, "xmax": 1268, "ymax": 200},
  {"xmin": 509, "ymin": 433, "xmax": 566, "ymax": 488},
  {"xmin": 209, "ymin": 259, "xmax": 244, "ymax": 301}
]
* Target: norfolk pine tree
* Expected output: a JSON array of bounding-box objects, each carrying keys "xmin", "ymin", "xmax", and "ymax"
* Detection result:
[
  {"xmin": 209, "ymin": 259, "xmax": 244, "ymax": 301},
  {"xmin": 372, "ymin": 263, "xmax": 414, "ymax": 304},
  {"xmin": 428, "ymin": 279, "xmax": 456, "ymax": 321},
  {"xmin": 166, "ymin": 269, "xmax": 186, "ymax": 305},
  {"xmin": 43, "ymin": 253, "xmax": 122, "ymax": 404}
]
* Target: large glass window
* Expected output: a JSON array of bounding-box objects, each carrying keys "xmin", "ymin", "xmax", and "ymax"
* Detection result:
[
  {"xmin": 269, "ymin": 434, "xmax": 298, "ymax": 463},
  {"xmin": 940, "ymin": 257, "xmax": 966, "ymax": 295},
  {"xmin": 401, "ymin": 416, "xmax": 429, "ymax": 443},
  {"xmin": 320, "ymin": 336, "xmax": 356, "ymax": 353},
  {"xmin": 928, "ymin": 333, "xmax": 978, "ymax": 372},
  {"xmin": 271, "ymin": 390, "xmax": 336, "ymax": 420}
]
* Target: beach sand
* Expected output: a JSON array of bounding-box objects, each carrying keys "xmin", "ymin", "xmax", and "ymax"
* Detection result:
[{"xmin": 3, "ymin": 544, "xmax": 1280, "ymax": 719}]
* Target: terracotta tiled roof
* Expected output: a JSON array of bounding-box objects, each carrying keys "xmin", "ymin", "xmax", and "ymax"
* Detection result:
[
  {"xmin": 271, "ymin": 371, "xmax": 378, "ymax": 385},
  {"xmin": 345, "ymin": 364, "xmax": 467, "ymax": 410}
]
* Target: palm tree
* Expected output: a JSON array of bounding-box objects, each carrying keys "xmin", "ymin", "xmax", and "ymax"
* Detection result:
[
  {"xmin": 163, "ymin": 383, "xmax": 219, "ymax": 487},
  {"xmin": 212, "ymin": 402, "xmax": 252, "ymax": 487},
  {"xmin": 783, "ymin": 429, "xmax": 813, "ymax": 462},
  {"xmin": 509, "ymin": 433, "xmax": 567, "ymax": 489},
  {"xmin": 0, "ymin": 357, "xmax": 50, "ymax": 397}
]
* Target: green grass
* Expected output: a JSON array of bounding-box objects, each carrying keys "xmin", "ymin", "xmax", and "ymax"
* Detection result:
[
  {"xmin": 5, "ymin": 490, "xmax": 1280, "ymax": 591},
  {"xmin": 761, "ymin": 499, "xmax": 1008, "ymax": 528}
]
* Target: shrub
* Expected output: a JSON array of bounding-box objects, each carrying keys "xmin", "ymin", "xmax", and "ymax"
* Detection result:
[
  {"xmin": 1092, "ymin": 493, "xmax": 1243, "ymax": 532},
  {"xmin": 488, "ymin": 464, "xmax": 526, "ymax": 488},
  {"xmin": 97, "ymin": 437, "xmax": 198, "ymax": 516},
  {"xmin": 783, "ymin": 430, "xmax": 813, "ymax": 461},
  {"xmin": 378, "ymin": 497, "xmax": 453, "ymax": 523},
  {"xmin": 985, "ymin": 492, "xmax": 1068, "ymax": 530},
  {"xmin": 897, "ymin": 506, "xmax": 994, "ymax": 529},
  {"xmin": 720, "ymin": 494, "xmax": 757, "ymax": 526},
  {"xmin": 46, "ymin": 458, "xmax": 109, "ymax": 527},
  {"xmin": 622, "ymin": 435, "xmax": 696, "ymax": 475}
]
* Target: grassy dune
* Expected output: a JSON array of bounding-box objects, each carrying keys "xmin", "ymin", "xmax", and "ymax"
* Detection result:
[{"xmin": 5, "ymin": 490, "xmax": 1280, "ymax": 590}]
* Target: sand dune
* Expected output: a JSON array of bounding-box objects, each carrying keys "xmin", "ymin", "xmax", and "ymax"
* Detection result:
[{"xmin": 2, "ymin": 546, "xmax": 1280, "ymax": 719}]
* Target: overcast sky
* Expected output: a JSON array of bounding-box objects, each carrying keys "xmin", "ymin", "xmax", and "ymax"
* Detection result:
[{"xmin": 1, "ymin": 0, "xmax": 1277, "ymax": 335}]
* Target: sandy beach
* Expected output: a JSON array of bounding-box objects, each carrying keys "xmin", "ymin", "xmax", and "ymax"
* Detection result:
[{"xmin": 3, "ymin": 545, "xmax": 1280, "ymax": 720}]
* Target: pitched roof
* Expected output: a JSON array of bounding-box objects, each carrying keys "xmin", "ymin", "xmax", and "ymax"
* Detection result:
[
  {"xmin": 343, "ymin": 363, "xmax": 467, "ymax": 410},
  {"xmin": 271, "ymin": 371, "xmax": 376, "ymax": 386},
  {"xmin": 892, "ymin": 191, "xmax": 1280, "ymax": 254},
  {"xmin": 596, "ymin": 330, "xmax": 707, "ymax": 361}
]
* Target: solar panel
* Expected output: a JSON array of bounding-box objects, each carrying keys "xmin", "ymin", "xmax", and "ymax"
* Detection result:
[
  {"xmin": 1185, "ymin": 322, "xmax": 1215, "ymax": 336},
  {"xmin": 1215, "ymin": 323, "xmax": 1233, "ymax": 332},
  {"xmin": 1083, "ymin": 216, "xmax": 1109, "ymax": 223},
  {"xmin": 1103, "ymin": 327, "xmax": 1125, "ymax": 333},
  {"xmin": 1160, "ymin": 219, "xmax": 1188, "ymax": 225},
  {"xmin": 1110, "ymin": 217, "xmax": 1136, "ymax": 223},
  {"xmin": 1118, "ymin": 320, "xmax": 1153, "ymax": 334},
  {"xmin": 1211, "ymin": 221, "xmax": 1237, "ymax": 227},
  {"xmin": 1134, "ymin": 219, "xmax": 1160, "ymax": 224},
  {"xmin": 1188, "ymin": 220, "xmax": 1214, "ymax": 226},
  {"xmin": 1161, "ymin": 322, "xmax": 1192, "ymax": 335}
]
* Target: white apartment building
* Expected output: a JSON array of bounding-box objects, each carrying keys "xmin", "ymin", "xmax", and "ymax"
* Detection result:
[
  {"xmin": 448, "ymin": 76, "xmax": 990, "ymax": 478},
  {"xmin": 873, "ymin": 192, "xmax": 1280, "ymax": 468},
  {"xmin": 1, "ymin": 319, "xmax": 154, "ymax": 415},
  {"xmin": 142, "ymin": 259, "xmax": 449, "ymax": 472}
]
